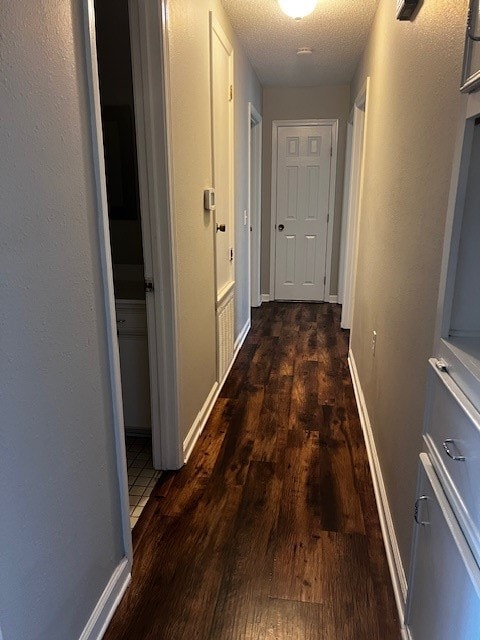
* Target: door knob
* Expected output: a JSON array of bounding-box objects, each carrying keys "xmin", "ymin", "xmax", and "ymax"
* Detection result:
[
  {"xmin": 216, "ymin": 223, "xmax": 226, "ymax": 232},
  {"xmin": 278, "ymin": 224, "xmax": 284, "ymax": 231}
]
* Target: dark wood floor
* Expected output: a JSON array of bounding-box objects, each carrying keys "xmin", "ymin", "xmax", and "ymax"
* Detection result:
[{"xmin": 105, "ymin": 303, "xmax": 401, "ymax": 640}]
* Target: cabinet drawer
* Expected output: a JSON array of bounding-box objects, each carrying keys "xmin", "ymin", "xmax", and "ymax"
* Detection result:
[
  {"xmin": 406, "ymin": 454, "xmax": 480, "ymax": 640},
  {"xmin": 424, "ymin": 359, "xmax": 480, "ymax": 564}
]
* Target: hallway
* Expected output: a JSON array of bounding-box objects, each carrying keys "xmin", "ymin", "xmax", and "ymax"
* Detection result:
[{"xmin": 104, "ymin": 302, "xmax": 400, "ymax": 639}]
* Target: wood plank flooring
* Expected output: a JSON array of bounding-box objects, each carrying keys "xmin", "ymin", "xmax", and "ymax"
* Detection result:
[{"xmin": 105, "ymin": 302, "xmax": 401, "ymax": 640}]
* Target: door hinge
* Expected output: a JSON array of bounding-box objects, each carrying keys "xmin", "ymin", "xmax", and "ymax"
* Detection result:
[
  {"xmin": 324, "ymin": 276, "xmax": 326, "ymax": 285},
  {"xmin": 230, "ymin": 248, "xmax": 234, "ymax": 262},
  {"xmin": 327, "ymin": 214, "xmax": 329, "ymax": 223},
  {"xmin": 145, "ymin": 279, "xmax": 154, "ymax": 293},
  {"xmin": 330, "ymin": 146, "xmax": 333, "ymax": 157},
  {"xmin": 229, "ymin": 84, "xmax": 233, "ymax": 101}
]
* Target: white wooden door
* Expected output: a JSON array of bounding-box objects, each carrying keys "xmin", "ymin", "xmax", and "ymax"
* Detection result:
[
  {"xmin": 211, "ymin": 15, "xmax": 234, "ymax": 299},
  {"xmin": 274, "ymin": 124, "xmax": 332, "ymax": 301},
  {"xmin": 210, "ymin": 14, "xmax": 234, "ymax": 384},
  {"xmin": 128, "ymin": 0, "xmax": 182, "ymax": 469}
]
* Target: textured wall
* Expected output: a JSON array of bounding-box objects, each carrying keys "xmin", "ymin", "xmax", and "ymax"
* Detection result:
[
  {"xmin": 167, "ymin": 0, "xmax": 261, "ymax": 441},
  {"xmin": 0, "ymin": 2, "xmax": 125, "ymax": 638},
  {"xmin": 260, "ymin": 85, "xmax": 350, "ymax": 297},
  {"xmin": 350, "ymin": 0, "xmax": 467, "ymax": 570}
]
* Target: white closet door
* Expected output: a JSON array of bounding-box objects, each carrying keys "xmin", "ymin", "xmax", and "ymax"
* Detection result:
[{"xmin": 274, "ymin": 125, "xmax": 331, "ymax": 301}]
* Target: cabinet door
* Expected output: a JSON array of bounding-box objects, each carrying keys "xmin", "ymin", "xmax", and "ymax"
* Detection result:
[
  {"xmin": 118, "ymin": 334, "xmax": 151, "ymax": 431},
  {"xmin": 406, "ymin": 454, "xmax": 480, "ymax": 640}
]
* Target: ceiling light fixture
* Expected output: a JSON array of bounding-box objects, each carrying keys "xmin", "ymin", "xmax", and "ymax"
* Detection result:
[{"xmin": 278, "ymin": 0, "xmax": 317, "ymax": 20}]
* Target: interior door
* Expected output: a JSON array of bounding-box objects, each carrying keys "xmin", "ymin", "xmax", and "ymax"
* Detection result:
[
  {"xmin": 274, "ymin": 124, "xmax": 332, "ymax": 301},
  {"xmin": 211, "ymin": 15, "xmax": 234, "ymax": 299}
]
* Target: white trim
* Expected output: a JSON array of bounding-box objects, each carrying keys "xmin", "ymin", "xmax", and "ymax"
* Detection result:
[
  {"xmin": 435, "ymin": 95, "xmax": 472, "ymax": 345},
  {"xmin": 183, "ymin": 316, "xmax": 251, "ymax": 463},
  {"xmin": 341, "ymin": 79, "xmax": 370, "ymax": 330},
  {"xmin": 234, "ymin": 317, "xmax": 251, "ymax": 353},
  {"xmin": 269, "ymin": 119, "xmax": 338, "ymax": 301},
  {"xmin": 79, "ymin": 559, "xmax": 131, "ymax": 640},
  {"xmin": 338, "ymin": 119, "xmax": 353, "ymax": 306},
  {"xmin": 183, "ymin": 382, "xmax": 220, "ymax": 463},
  {"xmin": 261, "ymin": 293, "xmax": 270, "ymax": 303},
  {"xmin": 82, "ymin": 0, "xmax": 132, "ymax": 564},
  {"xmin": 348, "ymin": 349, "xmax": 408, "ymax": 631},
  {"xmin": 329, "ymin": 295, "xmax": 338, "ymax": 304},
  {"xmin": 128, "ymin": 0, "xmax": 182, "ymax": 470},
  {"xmin": 248, "ymin": 103, "xmax": 262, "ymax": 308},
  {"xmin": 217, "ymin": 279, "xmax": 235, "ymax": 306}
]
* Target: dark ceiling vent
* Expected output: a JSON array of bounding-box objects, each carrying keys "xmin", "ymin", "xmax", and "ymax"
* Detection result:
[{"xmin": 396, "ymin": 0, "xmax": 420, "ymax": 21}]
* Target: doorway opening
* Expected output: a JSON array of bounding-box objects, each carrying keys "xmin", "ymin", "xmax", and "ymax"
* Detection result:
[{"xmin": 94, "ymin": 0, "xmax": 160, "ymax": 528}]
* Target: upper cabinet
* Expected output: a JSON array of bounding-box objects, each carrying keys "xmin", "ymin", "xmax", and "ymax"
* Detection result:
[{"xmin": 437, "ymin": 93, "xmax": 480, "ymax": 413}]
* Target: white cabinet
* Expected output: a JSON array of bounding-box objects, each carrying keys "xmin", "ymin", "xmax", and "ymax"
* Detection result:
[
  {"xmin": 406, "ymin": 455, "xmax": 480, "ymax": 640},
  {"xmin": 406, "ymin": 93, "xmax": 480, "ymax": 638},
  {"xmin": 116, "ymin": 300, "xmax": 151, "ymax": 433}
]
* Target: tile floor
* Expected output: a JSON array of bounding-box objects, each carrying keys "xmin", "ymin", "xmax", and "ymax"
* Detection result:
[{"xmin": 126, "ymin": 436, "xmax": 161, "ymax": 529}]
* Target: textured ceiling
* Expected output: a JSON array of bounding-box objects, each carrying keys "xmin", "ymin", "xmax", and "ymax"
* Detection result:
[{"xmin": 220, "ymin": 0, "xmax": 380, "ymax": 86}]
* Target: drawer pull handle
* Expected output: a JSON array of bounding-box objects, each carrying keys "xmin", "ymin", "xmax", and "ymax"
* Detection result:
[
  {"xmin": 414, "ymin": 495, "xmax": 429, "ymax": 526},
  {"xmin": 117, "ymin": 319, "xmax": 126, "ymax": 324},
  {"xmin": 442, "ymin": 439, "xmax": 465, "ymax": 462}
]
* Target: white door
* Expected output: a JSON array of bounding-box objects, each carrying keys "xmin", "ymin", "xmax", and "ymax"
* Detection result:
[
  {"xmin": 274, "ymin": 124, "xmax": 332, "ymax": 301},
  {"xmin": 128, "ymin": 0, "xmax": 182, "ymax": 469},
  {"xmin": 210, "ymin": 14, "xmax": 234, "ymax": 384},
  {"xmin": 211, "ymin": 15, "xmax": 234, "ymax": 299}
]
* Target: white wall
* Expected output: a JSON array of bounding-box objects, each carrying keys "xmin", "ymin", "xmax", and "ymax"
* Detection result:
[
  {"xmin": 350, "ymin": 0, "xmax": 467, "ymax": 571},
  {"xmin": 166, "ymin": 0, "xmax": 261, "ymax": 443},
  {"xmin": 0, "ymin": 2, "xmax": 127, "ymax": 638}
]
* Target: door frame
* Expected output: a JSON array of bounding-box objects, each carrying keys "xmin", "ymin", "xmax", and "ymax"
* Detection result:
[
  {"xmin": 338, "ymin": 116, "xmax": 353, "ymax": 306},
  {"xmin": 248, "ymin": 103, "xmax": 262, "ymax": 308},
  {"xmin": 83, "ymin": 0, "xmax": 133, "ymax": 569},
  {"xmin": 269, "ymin": 119, "xmax": 338, "ymax": 301},
  {"xmin": 84, "ymin": 0, "xmax": 182, "ymax": 548},
  {"xmin": 340, "ymin": 78, "xmax": 370, "ymax": 330}
]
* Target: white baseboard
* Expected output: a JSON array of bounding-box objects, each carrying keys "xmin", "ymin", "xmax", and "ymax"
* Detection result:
[
  {"xmin": 234, "ymin": 318, "xmax": 251, "ymax": 354},
  {"xmin": 348, "ymin": 350, "xmax": 408, "ymax": 633},
  {"xmin": 329, "ymin": 295, "xmax": 338, "ymax": 304},
  {"xmin": 79, "ymin": 558, "xmax": 131, "ymax": 640},
  {"xmin": 261, "ymin": 293, "xmax": 270, "ymax": 303},
  {"xmin": 183, "ymin": 317, "xmax": 252, "ymax": 463},
  {"xmin": 183, "ymin": 381, "xmax": 219, "ymax": 463}
]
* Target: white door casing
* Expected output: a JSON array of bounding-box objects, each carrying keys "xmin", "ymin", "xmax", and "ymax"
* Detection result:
[
  {"xmin": 210, "ymin": 15, "xmax": 234, "ymax": 301},
  {"xmin": 271, "ymin": 121, "xmax": 336, "ymax": 302},
  {"xmin": 338, "ymin": 117, "xmax": 353, "ymax": 306},
  {"xmin": 341, "ymin": 79, "xmax": 370, "ymax": 330},
  {"xmin": 249, "ymin": 103, "xmax": 262, "ymax": 308}
]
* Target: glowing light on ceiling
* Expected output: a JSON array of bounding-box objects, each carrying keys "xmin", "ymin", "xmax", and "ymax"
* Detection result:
[{"xmin": 278, "ymin": 0, "xmax": 317, "ymax": 20}]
